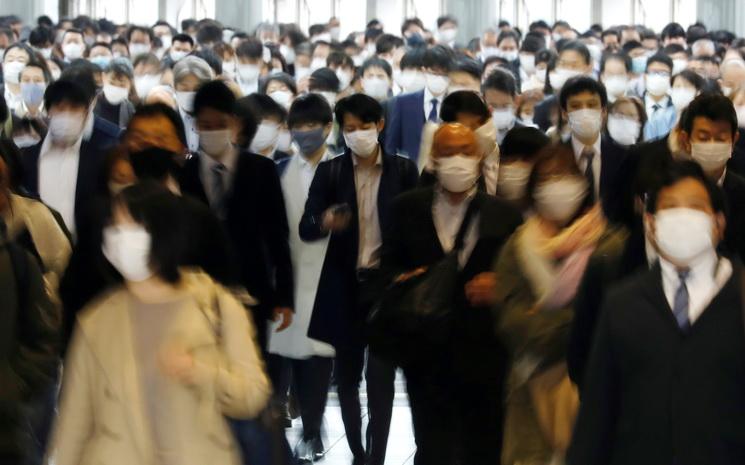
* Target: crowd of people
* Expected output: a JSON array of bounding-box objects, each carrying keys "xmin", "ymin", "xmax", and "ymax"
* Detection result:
[{"xmin": 1, "ymin": 9, "xmax": 745, "ymax": 465}]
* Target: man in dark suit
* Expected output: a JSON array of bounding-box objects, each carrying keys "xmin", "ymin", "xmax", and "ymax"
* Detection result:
[
  {"xmin": 300, "ymin": 94, "xmax": 418, "ymax": 465},
  {"xmin": 385, "ymin": 45, "xmax": 454, "ymax": 163},
  {"xmin": 381, "ymin": 123, "xmax": 522, "ymax": 465},
  {"xmin": 179, "ymin": 81, "xmax": 294, "ymax": 352},
  {"xmin": 568, "ymin": 160, "xmax": 745, "ymax": 465}
]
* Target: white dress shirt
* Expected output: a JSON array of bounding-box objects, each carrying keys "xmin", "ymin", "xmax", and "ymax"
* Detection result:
[
  {"xmin": 432, "ymin": 187, "xmax": 479, "ymax": 268},
  {"xmin": 239, "ymin": 79, "xmax": 259, "ymax": 97},
  {"xmin": 298, "ymin": 149, "xmax": 332, "ymax": 193},
  {"xmin": 423, "ymin": 87, "xmax": 444, "ymax": 122},
  {"xmin": 644, "ymin": 93, "xmax": 670, "ymax": 119},
  {"xmin": 353, "ymin": 147, "xmax": 383, "ymax": 269},
  {"xmin": 38, "ymin": 134, "xmax": 83, "ymax": 236},
  {"xmin": 198, "ymin": 147, "xmax": 238, "ymax": 209},
  {"xmin": 571, "ymin": 134, "xmax": 602, "ymax": 199},
  {"xmin": 180, "ymin": 109, "xmax": 199, "ymax": 153},
  {"xmin": 660, "ymin": 251, "xmax": 732, "ymax": 326},
  {"xmin": 4, "ymin": 86, "xmax": 22, "ymax": 115}
]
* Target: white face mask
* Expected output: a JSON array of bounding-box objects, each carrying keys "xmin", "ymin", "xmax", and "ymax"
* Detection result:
[
  {"xmin": 134, "ymin": 74, "xmax": 160, "ymax": 99},
  {"xmin": 199, "ymin": 129, "xmax": 233, "ymax": 157},
  {"xmin": 425, "ymin": 73, "xmax": 450, "ymax": 96},
  {"xmin": 294, "ymin": 66, "xmax": 312, "ymax": 81},
  {"xmin": 103, "ymin": 83, "xmax": 129, "ymax": 105},
  {"xmin": 670, "ymin": 87, "xmax": 696, "ymax": 110},
  {"xmin": 170, "ymin": 50, "xmax": 188, "ymax": 62},
  {"xmin": 438, "ymin": 28, "xmax": 458, "ymax": 44},
  {"xmin": 533, "ymin": 177, "xmax": 589, "ymax": 224},
  {"xmin": 497, "ymin": 162, "xmax": 532, "ymax": 200},
  {"xmin": 222, "ymin": 60, "xmax": 236, "ymax": 80},
  {"xmin": 498, "ymin": 49, "xmax": 519, "ymax": 62},
  {"xmin": 159, "ymin": 35, "xmax": 173, "ymax": 49},
  {"xmin": 319, "ymin": 91, "xmax": 337, "ymax": 107},
  {"xmin": 736, "ymin": 105, "xmax": 745, "ymax": 129},
  {"xmin": 276, "ymin": 128, "xmax": 292, "ymax": 152},
  {"xmin": 690, "ymin": 141, "xmax": 732, "ymax": 173},
  {"xmin": 102, "ymin": 224, "xmax": 153, "ymax": 282},
  {"xmin": 344, "ymin": 128, "xmax": 379, "ymax": 157},
  {"xmin": 48, "ymin": 111, "xmax": 85, "ymax": 145},
  {"xmin": 251, "ymin": 121, "xmax": 280, "ymax": 152},
  {"xmin": 492, "ymin": 107, "xmax": 515, "ymax": 131},
  {"xmin": 672, "ymin": 58, "xmax": 688, "ymax": 75},
  {"xmin": 37, "ymin": 47, "xmax": 53, "ymax": 59},
  {"xmin": 2, "ymin": 60, "xmax": 25, "ymax": 84},
  {"xmin": 310, "ymin": 57, "xmax": 326, "ymax": 71},
  {"xmin": 280, "ymin": 44, "xmax": 296, "ymax": 64},
  {"xmin": 336, "ymin": 69, "xmax": 353, "ymax": 90},
  {"xmin": 722, "ymin": 86, "xmax": 733, "ymax": 98},
  {"xmin": 607, "ymin": 115, "xmax": 641, "ymax": 146},
  {"xmin": 237, "ymin": 63, "xmax": 260, "ymax": 82},
  {"xmin": 550, "ymin": 68, "xmax": 583, "ymax": 92},
  {"xmin": 481, "ymin": 46, "xmax": 500, "ymax": 59},
  {"xmin": 269, "ymin": 89, "xmax": 293, "ymax": 109},
  {"xmin": 397, "ymin": 69, "xmax": 426, "ymax": 93},
  {"xmin": 520, "ymin": 54, "xmax": 536, "ymax": 74},
  {"xmin": 646, "ymin": 73, "xmax": 671, "ymax": 97},
  {"xmin": 129, "ymin": 43, "xmax": 151, "ymax": 57},
  {"xmin": 603, "ymin": 75, "xmax": 628, "ymax": 98},
  {"xmin": 568, "ymin": 108, "xmax": 603, "ymax": 140},
  {"xmin": 654, "ymin": 208, "xmax": 714, "ymax": 267},
  {"xmin": 175, "ymin": 90, "xmax": 196, "ymax": 113},
  {"xmin": 362, "ymin": 77, "xmax": 390, "ymax": 100},
  {"xmin": 437, "ymin": 154, "xmax": 481, "ymax": 193},
  {"xmin": 62, "ymin": 42, "xmax": 85, "ymax": 60},
  {"xmin": 13, "ymin": 134, "xmax": 40, "ymax": 148}
]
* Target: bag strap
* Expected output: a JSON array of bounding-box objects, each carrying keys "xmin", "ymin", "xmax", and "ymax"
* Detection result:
[{"xmin": 453, "ymin": 194, "xmax": 483, "ymax": 251}]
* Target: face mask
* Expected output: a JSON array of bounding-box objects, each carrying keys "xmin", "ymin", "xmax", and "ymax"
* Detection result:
[
  {"xmin": 603, "ymin": 75, "xmax": 628, "ymax": 98},
  {"xmin": 129, "ymin": 43, "xmax": 151, "ymax": 57},
  {"xmin": 481, "ymin": 46, "xmax": 500, "ymax": 59},
  {"xmin": 51, "ymin": 69, "xmax": 61, "ymax": 80},
  {"xmin": 102, "ymin": 225, "xmax": 153, "ymax": 282},
  {"xmin": 631, "ymin": 55, "xmax": 648, "ymax": 74},
  {"xmin": 654, "ymin": 208, "xmax": 714, "ymax": 266},
  {"xmin": 159, "ymin": 35, "xmax": 173, "ymax": 49},
  {"xmin": 520, "ymin": 54, "xmax": 536, "ymax": 74},
  {"xmin": 175, "ymin": 90, "xmax": 196, "ymax": 113},
  {"xmin": 89, "ymin": 55, "xmax": 111, "ymax": 70},
  {"xmin": 62, "ymin": 42, "xmax": 85, "ymax": 60},
  {"xmin": 587, "ymin": 44, "xmax": 603, "ymax": 65},
  {"xmin": 722, "ymin": 86, "xmax": 733, "ymax": 98},
  {"xmin": 498, "ymin": 50, "xmax": 519, "ymax": 62},
  {"xmin": 397, "ymin": 69, "xmax": 426, "ymax": 93},
  {"xmin": 280, "ymin": 44, "xmax": 296, "ymax": 64},
  {"xmin": 550, "ymin": 68, "xmax": 583, "ymax": 92},
  {"xmin": 344, "ymin": 128, "xmax": 379, "ymax": 157},
  {"xmin": 438, "ymin": 28, "xmax": 458, "ymax": 44},
  {"xmin": 336, "ymin": 69, "xmax": 352, "ymax": 90},
  {"xmin": 13, "ymin": 134, "xmax": 40, "ymax": 148},
  {"xmin": 362, "ymin": 77, "xmax": 390, "ymax": 100},
  {"xmin": 646, "ymin": 73, "xmax": 671, "ymax": 97},
  {"xmin": 497, "ymin": 162, "xmax": 532, "ymax": 200},
  {"xmin": 294, "ymin": 66, "xmax": 312, "ymax": 81},
  {"xmin": 103, "ymin": 83, "xmax": 129, "ymax": 105},
  {"xmin": 2, "ymin": 61, "xmax": 24, "ymax": 84},
  {"xmin": 311, "ymin": 57, "xmax": 326, "ymax": 71},
  {"xmin": 48, "ymin": 111, "xmax": 85, "ymax": 145},
  {"xmin": 222, "ymin": 60, "xmax": 236, "ymax": 80},
  {"xmin": 690, "ymin": 142, "xmax": 732, "ymax": 172},
  {"xmin": 276, "ymin": 128, "xmax": 292, "ymax": 152},
  {"xmin": 251, "ymin": 121, "xmax": 280, "ymax": 152},
  {"xmin": 199, "ymin": 129, "xmax": 233, "ymax": 157},
  {"xmin": 568, "ymin": 108, "xmax": 603, "ymax": 140},
  {"xmin": 736, "ymin": 105, "xmax": 745, "ymax": 129},
  {"xmin": 170, "ymin": 50, "xmax": 188, "ymax": 62},
  {"xmin": 535, "ymin": 68, "xmax": 547, "ymax": 83},
  {"xmin": 37, "ymin": 47, "xmax": 53, "ymax": 59},
  {"xmin": 552, "ymin": 32, "xmax": 563, "ymax": 42},
  {"xmin": 292, "ymin": 127, "xmax": 327, "ymax": 155},
  {"xmin": 237, "ymin": 63, "xmax": 260, "ymax": 82},
  {"xmin": 266, "ymin": 89, "xmax": 291, "ymax": 109},
  {"xmin": 134, "ymin": 74, "xmax": 160, "ymax": 99},
  {"xmin": 520, "ymin": 113, "xmax": 534, "ymax": 125},
  {"xmin": 670, "ymin": 87, "xmax": 696, "ymax": 110},
  {"xmin": 20, "ymin": 82, "xmax": 46, "ymax": 107},
  {"xmin": 330, "ymin": 27, "xmax": 341, "ymax": 41},
  {"xmin": 607, "ymin": 115, "xmax": 640, "ymax": 146},
  {"xmin": 425, "ymin": 73, "xmax": 450, "ymax": 96},
  {"xmin": 492, "ymin": 107, "xmax": 515, "ymax": 131},
  {"xmin": 319, "ymin": 91, "xmax": 336, "ymax": 107},
  {"xmin": 672, "ymin": 58, "xmax": 688, "ymax": 75},
  {"xmin": 533, "ymin": 177, "xmax": 589, "ymax": 224},
  {"xmin": 437, "ymin": 154, "xmax": 481, "ymax": 193}
]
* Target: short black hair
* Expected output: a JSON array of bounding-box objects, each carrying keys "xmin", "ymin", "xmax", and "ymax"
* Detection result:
[
  {"xmin": 181, "ymin": 18, "xmax": 198, "ymax": 32},
  {"xmin": 672, "ymin": 69, "xmax": 705, "ymax": 91},
  {"xmin": 452, "ymin": 57, "xmax": 482, "ymax": 81},
  {"xmin": 308, "ymin": 24, "xmax": 327, "ymax": 37},
  {"xmin": 645, "ymin": 159, "xmax": 723, "ymax": 214},
  {"xmin": 559, "ymin": 75, "xmax": 608, "ymax": 110},
  {"xmin": 327, "ymin": 51, "xmax": 353, "ymax": 69},
  {"xmin": 661, "ymin": 22, "xmax": 687, "ymax": 41},
  {"xmin": 400, "ymin": 47, "xmax": 426, "ymax": 70},
  {"xmin": 360, "ymin": 57, "xmax": 392, "ymax": 78},
  {"xmin": 288, "ymin": 93, "xmax": 333, "ymax": 128},
  {"xmin": 236, "ymin": 37, "xmax": 263, "ymax": 59},
  {"xmin": 558, "ymin": 40, "xmax": 591, "ymax": 65},
  {"xmin": 601, "ymin": 29, "xmax": 621, "ymax": 41},
  {"xmin": 436, "ymin": 15, "xmax": 457, "ymax": 29},
  {"xmin": 58, "ymin": 60, "xmax": 99, "ymax": 103},
  {"xmin": 193, "ymin": 48, "xmax": 223, "ymax": 76},
  {"xmin": 61, "ymin": 28, "xmax": 84, "ymax": 42},
  {"xmin": 521, "ymin": 32, "xmax": 546, "ymax": 53},
  {"xmin": 129, "ymin": 147, "xmax": 181, "ymax": 182},
  {"xmin": 663, "ymin": 43, "xmax": 688, "ymax": 56},
  {"xmin": 440, "ymin": 90, "xmax": 490, "ymax": 123},
  {"xmin": 600, "ymin": 52, "xmax": 631, "ymax": 73},
  {"xmin": 37, "ymin": 15, "xmax": 54, "ymax": 28},
  {"xmin": 29, "ymin": 26, "xmax": 53, "ymax": 47},
  {"xmin": 376, "ymin": 33, "xmax": 404, "ymax": 55},
  {"xmin": 0, "ymin": 137, "xmax": 24, "ymax": 191},
  {"xmin": 172, "ymin": 33, "xmax": 194, "ymax": 47},
  {"xmin": 309, "ymin": 68, "xmax": 340, "ymax": 92},
  {"xmin": 681, "ymin": 93, "xmax": 738, "ymax": 137},
  {"xmin": 127, "ymin": 25, "xmax": 153, "ymax": 43},
  {"xmin": 241, "ymin": 93, "xmax": 288, "ymax": 122},
  {"xmin": 530, "ymin": 20, "xmax": 550, "ymax": 32},
  {"xmin": 334, "ymin": 93, "xmax": 383, "ymax": 125},
  {"xmin": 401, "ymin": 18, "xmax": 424, "ymax": 35},
  {"xmin": 482, "ymin": 67, "xmax": 518, "ymax": 97},
  {"xmin": 422, "ymin": 45, "xmax": 454, "ymax": 71},
  {"xmin": 259, "ymin": 72, "xmax": 298, "ymax": 95},
  {"xmin": 364, "ymin": 28, "xmax": 384, "ymax": 44},
  {"xmin": 497, "ymin": 30, "xmax": 520, "ymax": 47},
  {"xmin": 195, "ymin": 20, "xmax": 223, "ymax": 46},
  {"xmin": 500, "ymin": 127, "xmax": 551, "ymax": 162},
  {"xmin": 646, "ymin": 53, "xmax": 673, "ymax": 73},
  {"xmin": 129, "ymin": 103, "xmax": 188, "ymax": 148},
  {"xmin": 193, "ymin": 80, "xmax": 236, "ymax": 116},
  {"xmin": 233, "ymin": 97, "xmax": 259, "ymax": 149}
]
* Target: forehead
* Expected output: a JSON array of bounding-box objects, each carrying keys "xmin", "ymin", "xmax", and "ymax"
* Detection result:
[
  {"xmin": 691, "ymin": 116, "xmax": 733, "ymax": 135},
  {"xmin": 657, "ymin": 177, "xmax": 711, "ymax": 205},
  {"xmin": 567, "ymin": 90, "xmax": 601, "ymax": 104},
  {"xmin": 559, "ymin": 50, "xmax": 586, "ymax": 65}
]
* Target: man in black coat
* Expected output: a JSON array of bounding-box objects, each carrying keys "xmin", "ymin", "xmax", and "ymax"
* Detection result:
[
  {"xmin": 381, "ymin": 123, "xmax": 522, "ymax": 465},
  {"xmin": 300, "ymin": 94, "xmax": 418, "ymax": 465},
  {"xmin": 568, "ymin": 160, "xmax": 745, "ymax": 465},
  {"xmin": 179, "ymin": 81, "xmax": 294, "ymax": 352}
]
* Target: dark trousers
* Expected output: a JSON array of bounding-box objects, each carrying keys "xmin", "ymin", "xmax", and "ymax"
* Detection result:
[{"xmin": 267, "ymin": 354, "xmax": 333, "ymax": 440}]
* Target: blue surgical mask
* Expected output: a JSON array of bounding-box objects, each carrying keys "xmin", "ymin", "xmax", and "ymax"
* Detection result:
[
  {"xmin": 631, "ymin": 55, "xmax": 648, "ymax": 74},
  {"xmin": 291, "ymin": 127, "xmax": 327, "ymax": 156},
  {"xmin": 89, "ymin": 55, "xmax": 111, "ymax": 70},
  {"xmin": 21, "ymin": 82, "xmax": 46, "ymax": 107}
]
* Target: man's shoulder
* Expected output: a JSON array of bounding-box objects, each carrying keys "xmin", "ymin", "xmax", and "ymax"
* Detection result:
[{"xmin": 92, "ymin": 116, "xmax": 123, "ymax": 142}]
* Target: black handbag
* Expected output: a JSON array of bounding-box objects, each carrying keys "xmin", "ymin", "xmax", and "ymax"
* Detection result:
[{"xmin": 368, "ymin": 195, "xmax": 482, "ymax": 367}]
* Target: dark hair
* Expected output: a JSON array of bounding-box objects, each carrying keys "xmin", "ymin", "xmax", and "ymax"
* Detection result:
[
  {"xmin": 129, "ymin": 103, "xmax": 188, "ymax": 148},
  {"xmin": 181, "ymin": 18, "xmax": 198, "ymax": 32},
  {"xmin": 436, "ymin": 15, "xmax": 457, "ymax": 29},
  {"xmin": 58, "ymin": 60, "xmax": 99, "ymax": 103},
  {"xmin": 195, "ymin": 21, "xmax": 223, "ymax": 46},
  {"xmin": 376, "ymin": 34, "xmax": 404, "ymax": 55},
  {"xmin": 681, "ymin": 93, "xmax": 738, "ymax": 137},
  {"xmin": 241, "ymin": 93, "xmax": 288, "ymax": 122},
  {"xmin": 601, "ymin": 29, "xmax": 621, "ymax": 41},
  {"xmin": 172, "ymin": 33, "xmax": 194, "ymax": 48},
  {"xmin": 686, "ymin": 25, "xmax": 709, "ymax": 45},
  {"xmin": 327, "ymin": 51, "xmax": 353, "ymax": 69},
  {"xmin": 452, "ymin": 57, "xmax": 482, "ymax": 81},
  {"xmin": 288, "ymin": 93, "xmax": 333, "ymax": 128},
  {"xmin": 497, "ymin": 30, "xmax": 520, "ymax": 47},
  {"xmin": 193, "ymin": 48, "xmax": 223, "ymax": 76},
  {"xmin": 661, "ymin": 22, "xmax": 686, "ymax": 41},
  {"xmin": 129, "ymin": 146, "xmax": 180, "ymax": 182},
  {"xmin": 558, "ymin": 40, "xmax": 591, "ymax": 65},
  {"xmin": 535, "ymin": 49, "xmax": 556, "ymax": 66},
  {"xmin": 663, "ymin": 43, "xmax": 688, "ymax": 56},
  {"xmin": 521, "ymin": 32, "xmax": 546, "ymax": 53},
  {"xmin": 22, "ymin": 58, "xmax": 52, "ymax": 83},
  {"xmin": 645, "ymin": 159, "xmax": 723, "ymax": 214},
  {"xmin": 620, "ymin": 40, "xmax": 643, "ymax": 55},
  {"xmin": 530, "ymin": 20, "xmax": 550, "ymax": 32},
  {"xmin": 559, "ymin": 75, "xmax": 608, "ymax": 110},
  {"xmin": 127, "ymin": 26, "xmax": 153, "ymax": 43},
  {"xmin": 0, "ymin": 137, "xmax": 24, "ymax": 191},
  {"xmin": 259, "ymin": 72, "xmax": 298, "ymax": 95},
  {"xmin": 233, "ymin": 97, "xmax": 259, "ymax": 149},
  {"xmin": 236, "ymin": 37, "xmax": 263, "ymax": 59},
  {"xmin": 482, "ymin": 67, "xmax": 518, "ymax": 97},
  {"xmin": 500, "ymin": 127, "xmax": 551, "ymax": 162},
  {"xmin": 600, "ymin": 52, "xmax": 631, "ymax": 73},
  {"xmin": 422, "ymin": 45, "xmax": 454, "ymax": 72},
  {"xmin": 308, "ymin": 24, "xmax": 327, "ymax": 38},
  {"xmin": 3, "ymin": 42, "xmax": 33, "ymax": 62},
  {"xmin": 400, "ymin": 47, "xmax": 426, "ymax": 70},
  {"xmin": 309, "ymin": 68, "xmax": 340, "ymax": 92},
  {"xmin": 646, "ymin": 53, "xmax": 673, "ymax": 73},
  {"xmin": 440, "ymin": 90, "xmax": 490, "ymax": 123},
  {"xmin": 29, "ymin": 26, "xmax": 53, "ymax": 47},
  {"xmin": 114, "ymin": 181, "xmax": 187, "ymax": 283},
  {"xmin": 672, "ymin": 69, "xmax": 705, "ymax": 91},
  {"xmin": 401, "ymin": 18, "xmax": 424, "ymax": 35},
  {"xmin": 37, "ymin": 15, "xmax": 54, "ymax": 28},
  {"xmin": 193, "ymin": 80, "xmax": 236, "ymax": 116},
  {"xmin": 526, "ymin": 143, "xmax": 584, "ymax": 209},
  {"xmin": 334, "ymin": 93, "xmax": 383, "ymax": 125},
  {"xmin": 62, "ymin": 28, "xmax": 84, "ymax": 42},
  {"xmin": 43, "ymin": 79, "xmax": 90, "ymax": 110},
  {"xmin": 360, "ymin": 57, "xmax": 392, "ymax": 78},
  {"xmin": 364, "ymin": 28, "xmax": 383, "ymax": 44}
]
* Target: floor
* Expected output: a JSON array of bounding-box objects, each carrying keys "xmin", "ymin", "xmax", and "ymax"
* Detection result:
[{"xmin": 285, "ymin": 371, "xmax": 417, "ymax": 465}]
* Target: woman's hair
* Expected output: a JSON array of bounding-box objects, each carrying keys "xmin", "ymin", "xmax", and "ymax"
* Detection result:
[
  {"xmin": 173, "ymin": 55, "xmax": 214, "ymax": 86},
  {"xmin": 0, "ymin": 137, "xmax": 24, "ymax": 192}
]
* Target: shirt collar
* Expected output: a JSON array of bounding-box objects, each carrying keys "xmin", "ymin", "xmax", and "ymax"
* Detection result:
[
  {"xmin": 571, "ymin": 133, "xmax": 601, "ymax": 160},
  {"xmin": 298, "ymin": 148, "xmax": 332, "ymax": 169},
  {"xmin": 352, "ymin": 145, "xmax": 382, "ymax": 167},
  {"xmin": 200, "ymin": 145, "xmax": 238, "ymax": 173},
  {"xmin": 424, "ymin": 86, "xmax": 444, "ymax": 105},
  {"xmin": 659, "ymin": 248, "xmax": 719, "ymax": 286},
  {"xmin": 645, "ymin": 93, "xmax": 670, "ymax": 109}
]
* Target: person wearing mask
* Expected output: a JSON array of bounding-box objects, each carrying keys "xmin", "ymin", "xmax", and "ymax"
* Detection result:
[
  {"xmin": 180, "ymin": 80, "xmax": 294, "ymax": 354},
  {"xmin": 601, "ymin": 29, "xmax": 621, "ymax": 52},
  {"xmin": 235, "ymin": 38, "xmax": 265, "ymax": 96},
  {"xmin": 241, "ymin": 93, "xmax": 292, "ymax": 160},
  {"xmin": 60, "ymin": 28, "xmax": 87, "ymax": 63},
  {"xmin": 48, "ymin": 181, "xmax": 271, "ymax": 465},
  {"xmin": 496, "ymin": 126, "xmax": 551, "ymax": 211},
  {"xmin": 94, "ymin": 58, "xmax": 136, "ymax": 129},
  {"xmin": 517, "ymin": 32, "xmax": 546, "ymax": 91},
  {"xmin": 386, "ymin": 45, "xmax": 454, "ymax": 163},
  {"xmin": 172, "ymin": 56, "xmax": 214, "ymax": 153},
  {"xmin": 494, "ymin": 145, "xmax": 622, "ymax": 465},
  {"xmin": 126, "ymin": 25, "xmax": 153, "ymax": 57},
  {"xmin": 13, "ymin": 59, "xmax": 50, "ymax": 125},
  {"xmin": 435, "ymin": 15, "xmax": 459, "ymax": 48},
  {"xmin": 357, "ymin": 57, "xmax": 393, "ymax": 102},
  {"xmin": 2, "ymin": 43, "xmax": 33, "ymax": 115},
  {"xmin": 718, "ymin": 58, "xmax": 745, "ymax": 98},
  {"xmin": 605, "ymin": 96, "xmax": 647, "ymax": 147},
  {"xmin": 132, "ymin": 53, "xmax": 164, "ymax": 101},
  {"xmin": 327, "ymin": 51, "xmax": 356, "ymax": 97},
  {"xmin": 496, "ymin": 30, "xmax": 521, "ymax": 81},
  {"xmin": 300, "ymin": 94, "xmax": 418, "ymax": 465},
  {"xmin": 395, "ymin": 47, "xmax": 427, "ymax": 95},
  {"xmin": 270, "ymin": 94, "xmax": 337, "ymax": 462},
  {"xmin": 164, "ymin": 33, "xmax": 194, "ymax": 67},
  {"xmin": 87, "ymin": 42, "xmax": 113, "ymax": 70},
  {"xmin": 382, "ymin": 123, "xmax": 522, "ymax": 465},
  {"xmin": 568, "ymin": 161, "xmax": 745, "ymax": 465},
  {"xmin": 308, "ymin": 68, "xmax": 342, "ymax": 152},
  {"xmin": 260, "ymin": 72, "xmax": 297, "ymax": 110},
  {"xmin": 642, "ymin": 53, "xmax": 676, "ymax": 141},
  {"xmin": 600, "ymin": 53, "xmax": 632, "ymax": 104},
  {"xmin": 483, "ymin": 68, "xmax": 525, "ymax": 145},
  {"xmin": 669, "ymin": 69, "xmax": 705, "ymax": 116}
]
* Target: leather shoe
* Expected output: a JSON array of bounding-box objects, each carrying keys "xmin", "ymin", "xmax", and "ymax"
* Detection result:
[
  {"xmin": 311, "ymin": 437, "xmax": 326, "ymax": 460},
  {"xmin": 294, "ymin": 439, "xmax": 314, "ymax": 463}
]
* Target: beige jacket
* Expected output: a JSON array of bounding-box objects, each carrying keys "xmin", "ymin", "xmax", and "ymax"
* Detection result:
[{"xmin": 48, "ymin": 271, "xmax": 271, "ymax": 465}]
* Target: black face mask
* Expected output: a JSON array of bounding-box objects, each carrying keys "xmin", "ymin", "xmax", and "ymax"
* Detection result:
[{"xmin": 291, "ymin": 127, "xmax": 326, "ymax": 156}]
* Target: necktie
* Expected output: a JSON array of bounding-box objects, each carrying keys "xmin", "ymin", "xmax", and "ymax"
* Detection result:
[
  {"xmin": 212, "ymin": 163, "xmax": 227, "ymax": 219},
  {"xmin": 581, "ymin": 146, "xmax": 596, "ymax": 204},
  {"xmin": 672, "ymin": 270, "xmax": 690, "ymax": 331},
  {"xmin": 652, "ymin": 103, "xmax": 661, "ymax": 115},
  {"xmin": 428, "ymin": 98, "xmax": 439, "ymax": 122}
]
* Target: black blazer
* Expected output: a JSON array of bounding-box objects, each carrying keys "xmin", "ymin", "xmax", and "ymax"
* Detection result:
[
  {"xmin": 534, "ymin": 94, "xmax": 558, "ymax": 132},
  {"xmin": 568, "ymin": 263, "xmax": 745, "ymax": 465},
  {"xmin": 20, "ymin": 116, "xmax": 121, "ymax": 236},
  {"xmin": 179, "ymin": 150, "xmax": 294, "ymax": 317},
  {"xmin": 299, "ymin": 149, "xmax": 419, "ymax": 347}
]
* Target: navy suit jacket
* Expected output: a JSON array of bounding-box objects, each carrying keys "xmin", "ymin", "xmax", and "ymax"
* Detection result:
[
  {"xmin": 20, "ymin": 116, "xmax": 121, "ymax": 236},
  {"xmin": 299, "ymin": 149, "xmax": 419, "ymax": 347},
  {"xmin": 385, "ymin": 90, "xmax": 426, "ymax": 163}
]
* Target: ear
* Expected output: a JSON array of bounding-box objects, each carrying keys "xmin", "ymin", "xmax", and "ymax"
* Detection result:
[
  {"xmin": 643, "ymin": 211, "xmax": 656, "ymax": 243},
  {"xmin": 714, "ymin": 211, "xmax": 727, "ymax": 243},
  {"xmin": 678, "ymin": 130, "xmax": 692, "ymax": 154},
  {"xmin": 734, "ymin": 130, "xmax": 740, "ymax": 145},
  {"xmin": 377, "ymin": 118, "xmax": 386, "ymax": 133}
]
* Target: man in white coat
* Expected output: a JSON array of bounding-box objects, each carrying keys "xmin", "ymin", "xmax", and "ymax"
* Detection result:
[{"xmin": 269, "ymin": 93, "xmax": 337, "ymax": 463}]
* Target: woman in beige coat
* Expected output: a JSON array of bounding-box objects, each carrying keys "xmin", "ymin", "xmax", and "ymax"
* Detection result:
[{"xmin": 48, "ymin": 182, "xmax": 271, "ymax": 465}]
